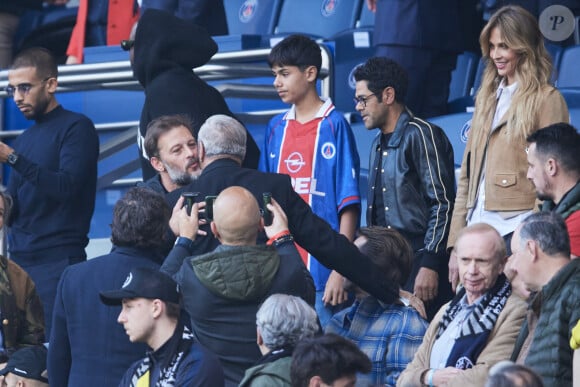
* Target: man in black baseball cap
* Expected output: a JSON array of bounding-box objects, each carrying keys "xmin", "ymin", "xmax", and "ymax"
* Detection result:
[
  {"xmin": 100, "ymin": 267, "xmax": 181, "ymax": 307},
  {"xmin": 100, "ymin": 267, "xmax": 224, "ymax": 386},
  {"xmin": 0, "ymin": 346, "xmax": 48, "ymax": 386}
]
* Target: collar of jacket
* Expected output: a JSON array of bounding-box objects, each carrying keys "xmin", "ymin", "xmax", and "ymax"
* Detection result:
[
  {"xmin": 200, "ymin": 157, "xmax": 240, "ymax": 176},
  {"xmin": 382, "ymin": 107, "xmax": 414, "ymax": 148},
  {"xmin": 110, "ymin": 245, "xmax": 165, "ymax": 264}
]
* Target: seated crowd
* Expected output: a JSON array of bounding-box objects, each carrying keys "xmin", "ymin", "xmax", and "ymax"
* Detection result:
[{"xmin": 0, "ymin": 4, "xmax": 579, "ymax": 387}]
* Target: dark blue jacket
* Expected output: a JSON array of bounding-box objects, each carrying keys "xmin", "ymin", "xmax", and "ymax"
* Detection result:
[
  {"xmin": 119, "ymin": 323, "xmax": 225, "ymax": 387},
  {"xmin": 48, "ymin": 246, "xmax": 164, "ymax": 387}
]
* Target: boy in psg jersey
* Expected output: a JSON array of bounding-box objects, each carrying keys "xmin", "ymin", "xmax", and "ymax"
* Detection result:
[{"xmin": 259, "ymin": 34, "xmax": 360, "ymax": 326}]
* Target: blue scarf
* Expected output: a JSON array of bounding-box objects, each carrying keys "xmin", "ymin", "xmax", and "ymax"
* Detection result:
[{"xmin": 436, "ymin": 274, "xmax": 511, "ymax": 369}]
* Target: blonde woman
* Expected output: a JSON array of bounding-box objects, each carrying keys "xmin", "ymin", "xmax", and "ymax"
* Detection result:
[{"xmin": 447, "ymin": 5, "xmax": 569, "ymax": 290}]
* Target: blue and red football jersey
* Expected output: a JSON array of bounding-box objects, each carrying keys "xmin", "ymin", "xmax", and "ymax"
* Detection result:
[{"xmin": 259, "ymin": 99, "xmax": 361, "ymax": 291}]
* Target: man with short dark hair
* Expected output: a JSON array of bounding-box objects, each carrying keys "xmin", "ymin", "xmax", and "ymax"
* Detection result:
[
  {"xmin": 100, "ymin": 267, "xmax": 225, "ymax": 387},
  {"xmin": 0, "ymin": 346, "xmax": 49, "ymax": 387},
  {"xmin": 510, "ymin": 211, "xmax": 580, "ymax": 386},
  {"xmin": 139, "ymin": 114, "xmax": 201, "ymax": 194},
  {"xmin": 526, "ymin": 122, "xmax": 580, "ymax": 257},
  {"xmin": 290, "ymin": 333, "xmax": 371, "ymax": 387},
  {"xmin": 326, "ymin": 227, "xmax": 428, "ymax": 386},
  {"xmin": 1, "ymin": 47, "xmax": 99, "ymax": 337},
  {"xmin": 48, "ymin": 188, "xmax": 172, "ymax": 387},
  {"xmin": 353, "ymin": 57, "xmax": 456, "ymax": 320}
]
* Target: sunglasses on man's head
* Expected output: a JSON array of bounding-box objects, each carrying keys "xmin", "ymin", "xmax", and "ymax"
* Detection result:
[{"xmin": 120, "ymin": 40, "xmax": 134, "ymax": 51}]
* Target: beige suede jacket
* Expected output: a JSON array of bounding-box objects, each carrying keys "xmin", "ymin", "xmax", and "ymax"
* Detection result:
[
  {"xmin": 397, "ymin": 293, "xmax": 526, "ymax": 387},
  {"xmin": 447, "ymin": 86, "xmax": 569, "ymax": 248}
]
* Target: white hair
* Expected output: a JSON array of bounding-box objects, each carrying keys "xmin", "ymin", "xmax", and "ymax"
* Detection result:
[
  {"xmin": 198, "ymin": 114, "xmax": 246, "ymax": 160},
  {"xmin": 256, "ymin": 294, "xmax": 319, "ymax": 350}
]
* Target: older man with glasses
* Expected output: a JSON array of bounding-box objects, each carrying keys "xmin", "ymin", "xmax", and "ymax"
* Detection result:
[{"xmin": 1, "ymin": 47, "xmax": 99, "ymax": 338}]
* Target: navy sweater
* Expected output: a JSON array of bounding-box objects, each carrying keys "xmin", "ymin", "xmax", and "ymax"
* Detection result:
[{"xmin": 7, "ymin": 106, "xmax": 99, "ymax": 260}]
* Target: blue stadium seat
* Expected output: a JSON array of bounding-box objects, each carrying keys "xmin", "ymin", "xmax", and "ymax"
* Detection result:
[
  {"xmin": 448, "ymin": 51, "xmax": 480, "ymax": 103},
  {"xmin": 331, "ymin": 27, "xmax": 375, "ymax": 113},
  {"xmin": 447, "ymin": 54, "xmax": 483, "ymax": 113},
  {"xmin": 545, "ymin": 42, "xmax": 564, "ymax": 72},
  {"xmin": 570, "ymin": 108, "xmax": 580, "ymax": 128},
  {"xmin": 275, "ymin": 0, "xmax": 362, "ymax": 39},
  {"xmin": 557, "ymin": 45, "xmax": 580, "ymax": 88},
  {"xmin": 224, "ymin": 0, "xmax": 283, "ymax": 35},
  {"xmin": 357, "ymin": 2, "xmax": 375, "ymax": 28},
  {"xmin": 428, "ymin": 112, "xmax": 473, "ymax": 169},
  {"xmin": 560, "ymin": 87, "xmax": 580, "ymax": 109}
]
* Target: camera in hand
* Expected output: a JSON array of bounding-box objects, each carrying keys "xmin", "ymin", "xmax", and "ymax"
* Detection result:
[
  {"xmin": 262, "ymin": 192, "xmax": 273, "ymax": 226},
  {"xmin": 205, "ymin": 195, "xmax": 217, "ymax": 221},
  {"xmin": 182, "ymin": 192, "xmax": 199, "ymax": 216}
]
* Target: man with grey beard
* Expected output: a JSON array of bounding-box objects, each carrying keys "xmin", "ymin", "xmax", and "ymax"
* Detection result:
[{"xmin": 140, "ymin": 114, "xmax": 201, "ymax": 194}]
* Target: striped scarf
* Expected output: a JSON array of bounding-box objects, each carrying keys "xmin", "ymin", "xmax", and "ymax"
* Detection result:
[
  {"xmin": 436, "ymin": 274, "xmax": 511, "ymax": 369},
  {"xmin": 129, "ymin": 324, "xmax": 194, "ymax": 387}
]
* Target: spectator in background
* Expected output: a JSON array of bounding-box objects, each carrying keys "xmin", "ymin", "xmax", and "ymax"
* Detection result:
[
  {"xmin": 162, "ymin": 186, "xmax": 314, "ymax": 385},
  {"xmin": 139, "ymin": 114, "xmax": 201, "ymax": 194},
  {"xmin": 290, "ymin": 333, "xmax": 372, "ymax": 387},
  {"xmin": 260, "ymin": 34, "xmax": 361, "ymax": 327},
  {"xmin": 100, "ymin": 267, "xmax": 225, "ymax": 387},
  {"xmin": 0, "ymin": 346, "xmax": 49, "ymax": 387},
  {"xmin": 48, "ymin": 188, "xmax": 171, "ymax": 387},
  {"xmin": 353, "ymin": 56, "xmax": 456, "ymax": 320},
  {"xmin": 365, "ymin": 0, "xmax": 463, "ymax": 118},
  {"xmin": 2, "ymin": 47, "xmax": 99, "ymax": 338},
  {"xmin": 397, "ymin": 223, "xmax": 526, "ymax": 387},
  {"xmin": 509, "ymin": 212, "xmax": 580, "ymax": 386},
  {"xmin": 447, "ymin": 5, "xmax": 569, "ymax": 291},
  {"xmin": 0, "ymin": 0, "xmax": 68, "ymax": 69},
  {"xmin": 326, "ymin": 227, "xmax": 428, "ymax": 386},
  {"xmin": 131, "ymin": 9, "xmax": 259, "ymax": 180},
  {"xmin": 141, "ymin": 0, "xmax": 228, "ymax": 36},
  {"xmin": 66, "ymin": 0, "xmax": 139, "ymax": 64},
  {"xmin": 239, "ymin": 294, "xmax": 320, "ymax": 387},
  {"xmin": 0, "ymin": 190, "xmax": 44, "ymax": 365},
  {"xmin": 525, "ymin": 123, "xmax": 580, "ymax": 257}
]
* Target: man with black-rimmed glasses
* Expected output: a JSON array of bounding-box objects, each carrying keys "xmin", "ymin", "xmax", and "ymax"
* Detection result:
[
  {"xmin": 0, "ymin": 47, "xmax": 99, "ymax": 338},
  {"xmin": 353, "ymin": 56, "xmax": 456, "ymax": 320}
]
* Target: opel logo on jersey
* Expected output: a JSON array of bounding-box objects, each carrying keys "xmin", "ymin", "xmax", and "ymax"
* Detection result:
[
  {"xmin": 321, "ymin": 0, "xmax": 337, "ymax": 17},
  {"xmin": 284, "ymin": 152, "xmax": 306, "ymax": 173},
  {"xmin": 321, "ymin": 142, "xmax": 336, "ymax": 160},
  {"xmin": 239, "ymin": 0, "xmax": 257, "ymax": 23}
]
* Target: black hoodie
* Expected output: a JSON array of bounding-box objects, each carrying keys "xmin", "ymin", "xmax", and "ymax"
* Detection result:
[{"xmin": 134, "ymin": 9, "xmax": 260, "ymax": 180}]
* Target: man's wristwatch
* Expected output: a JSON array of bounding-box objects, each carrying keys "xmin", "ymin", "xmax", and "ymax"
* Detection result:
[
  {"xmin": 175, "ymin": 236, "xmax": 195, "ymax": 255},
  {"xmin": 6, "ymin": 152, "xmax": 18, "ymax": 166}
]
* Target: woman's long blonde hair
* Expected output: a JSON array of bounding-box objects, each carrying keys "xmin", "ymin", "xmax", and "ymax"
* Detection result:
[{"xmin": 472, "ymin": 5, "xmax": 553, "ymax": 143}]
